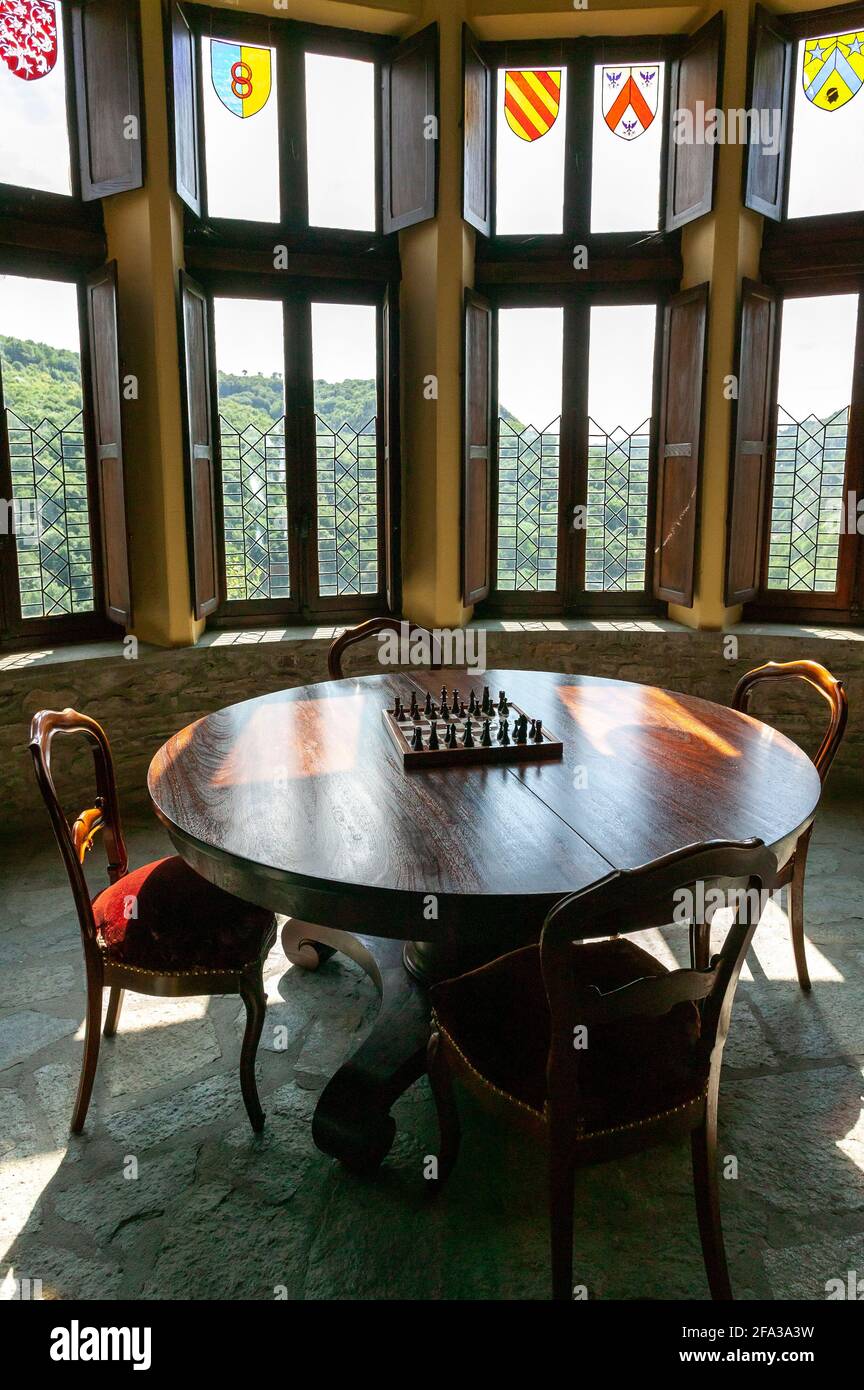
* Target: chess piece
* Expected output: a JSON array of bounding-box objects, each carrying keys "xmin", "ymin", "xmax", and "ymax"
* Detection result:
[
  {"xmin": 424, "ymin": 691, "xmax": 432, "ymax": 717},
  {"xmin": 410, "ymin": 691, "xmax": 419, "ymax": 720},
  {"xmin": 532, "ymin": 718, "xmax": 544, "ymax": 743},
  {"xmin": 461, "ymin": 717, "xmax": 475, "ymax": 748},
  {"xmin": 446, "ymin": 722, "xmax": 458, "ymax": 749},
  {"xmin": 440, "ymin": 694, "xmax": 450, "ymax": 721},
  {"xmin": 480, "ymin": 718, "xmax": 492, "ymax": 747},
  {"xmin": 429, "ymin": 701, "xmax": 438, "ymax": 720},
  {"xmin": 528, "ymin": 718, "xmax": 537, "ymax": 740},
  {"xmin": 481, "ymin": 686, "xmax": 491, "ymax": 715},
  {"xmin": 411, "ymin": 722, "xmax": 425, "ymax": 751},
  {"xmin": 394, "ymin": 698, "xmax": 404, "ymax": 720},
  {"xmin": 498, "ymin": 690, "xmax": 509, "ymax": 716},
  {"xmin": 451, "ymin": 688, "xmax": 460, "ymax": 712},
  {"xmin": 515, "ymin": 713, "xmax": 528, "ymax": 743},
  {"xmin": 428, "ymin": 719, "xmax": 440, "ymax": 750},
  {"xmin": 459, "ymin": 700, "xmax": 467, "ymax": 718},
  {"xmin": 468, "ymin": 691, "xmax": 478, "ymax": 716},
  {"xmin": 498, "ymin": 717, "xmax": 511, "ymax": 746}
]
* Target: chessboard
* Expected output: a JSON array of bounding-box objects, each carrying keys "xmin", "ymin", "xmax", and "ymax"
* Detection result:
[{"xmin": 382, "ymin": 685, "xmax": 564, "ymax": 769}]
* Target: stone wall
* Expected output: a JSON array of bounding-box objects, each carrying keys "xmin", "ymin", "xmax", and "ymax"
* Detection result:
[{"xmin": 1, "ymin": 622, "xmax": 861, "ymax": 835}]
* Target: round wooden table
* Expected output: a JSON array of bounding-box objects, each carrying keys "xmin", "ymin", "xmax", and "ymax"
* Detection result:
[{"xmin": 148, "ymin": 669, "xmax": 821, "ymax": 1171}]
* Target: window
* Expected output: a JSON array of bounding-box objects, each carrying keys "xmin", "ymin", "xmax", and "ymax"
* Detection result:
[
  {"xmin": 0, "ymin": 0, "xmax": 72, "ymax": 195},
  {"xmin": 0, "ymin": 264, "xmax": 130, "ymax": 642},
  {"xmin": 0, "ymin": 0, "xmax": 142, "ymax": 207},
  {"xmin": 478, "ymin": 293, "xmax": 662, "ymax": 614},
  {"xmin": 787, "ymin": 27, "xmax": 864, "ymax": 219},
  {"xmin": 463, "ymin": 22, "xmax": 717, "ymax": 617},
  {"xmin": 171, "ymin": 6, "xmax": 437, "ymax": 239},
  {"xmin": 196, "ymin": 282, "xmax": 390, "ymax": 623}
]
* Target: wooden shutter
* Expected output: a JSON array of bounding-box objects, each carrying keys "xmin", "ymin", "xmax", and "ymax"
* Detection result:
[
  {"xmin": 725, "ymin": 281, "xmax": 779, "ymax": 604},
  {"xmin": 86, "ymin": 262, "xmax": 132, "ymax": 628},
  {"xmin": 462, "ymin": 290, "xmax": 492, "ymax": 606},
  {"xmin": 654, "ymin": 284, "xmax": 709, "ymax": 607},
  {"xmin": 382, "ymin": 285, "xmax": 402, "ymax": 614},
  {"xmin": 179, "ymin": 273, "xmax": 219, "ymax": 620},
  {"xmin": 168, "ymin": 1, "xmax": 201, "ymax": 216},
  {"xmin": 744, "ymin": 6, "xmax": 793, "ymax": 221},
  {"xmin": 382, "ymin": 23, "xmax": 438, "ymax": 233},
  {"xmin": 72, "ymin": 0, "xmax": 143, "ymax": 201},
  {"xmin": 665, "ymin": 13, "xmax": 723, "ymax": 231},
  {"xmin": 462, "ymin": 24, "xmax": 492, "ymax": 237}
]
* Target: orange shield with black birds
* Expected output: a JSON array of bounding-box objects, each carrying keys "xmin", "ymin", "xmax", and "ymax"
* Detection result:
[{"xmin": 503, "ymin": 70, "xmax": 561, "ymax": 142}]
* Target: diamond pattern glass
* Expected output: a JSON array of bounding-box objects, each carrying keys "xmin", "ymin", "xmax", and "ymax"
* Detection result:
[
  {"xmin": 315, "ymin": 413, "xmax": 378, "ymax": 597},
  {"xmin": 767, "ymin": 405, "xmax": 848, "ymax": 592},
  {"xmin": 496, "ymin": 417, "xmax": 560, "ymax": 591},
  {"xmin": 585, "ymin": 416, "xmax": 651, "ymax": 591}
]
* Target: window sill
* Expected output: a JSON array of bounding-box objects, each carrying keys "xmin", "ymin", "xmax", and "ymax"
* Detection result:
[{"xmin": 4, "ymin": 617, "xmax": 864, "ymax": 678}]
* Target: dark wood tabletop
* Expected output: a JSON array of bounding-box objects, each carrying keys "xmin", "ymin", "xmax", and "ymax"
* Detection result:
[{"xmin": 147, "ymin": 669, "xmax": 822, "ymax": 942}]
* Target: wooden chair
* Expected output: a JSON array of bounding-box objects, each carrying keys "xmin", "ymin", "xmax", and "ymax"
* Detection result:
[
  {"xmin": 327, "ymin": 616, "xmax": 438, "ymax": 680},
  {"xmin": 427, "ymin": 838, "xmax": 778, "ymax": 1301},
  {"xmin": 29, "ymin": 709, "xmax": 277, "ymax": 1135},
  {"xmin": 731, "ymin": 659, "xmax": 848, "ymax": 991}
]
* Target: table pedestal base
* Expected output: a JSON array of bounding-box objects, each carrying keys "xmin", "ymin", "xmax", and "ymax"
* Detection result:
[{"xmin": 281, "ymin": 918, "xmax": 541, "ymax": 1173}]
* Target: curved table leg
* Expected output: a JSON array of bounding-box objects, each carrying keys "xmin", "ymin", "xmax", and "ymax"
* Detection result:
[
  {"xmin": 309, "ymin": 935, "xmax": 430, "ymax": 1174},
  {"xmin": 281, "ymin": 918, "xmax": 338, "ymax": 971}
]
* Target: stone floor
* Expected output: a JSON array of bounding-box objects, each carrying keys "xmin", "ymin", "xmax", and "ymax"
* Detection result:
[{"xmin": 1, "ymin": 773, "xmax": 863, "ymax": 1301}]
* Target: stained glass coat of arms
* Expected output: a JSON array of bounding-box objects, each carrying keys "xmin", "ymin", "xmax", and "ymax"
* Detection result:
[
  {"xmin": 602, "ymin": 65, "xmax": 659, "ymax": 140},
  {"xmin": 210, "ymin": 38, "xmax": 272, "ymax": 119},
  {"xmin": 0, "ymin": 0, "xmax": 57, "ymax": 80},
  {"xmin": 503, "ymin": 69, "xmax": 561, "ymax": 142},
  {"xmin": 803, "ymin": 32, "xmax": 864, "ymax": 111}
]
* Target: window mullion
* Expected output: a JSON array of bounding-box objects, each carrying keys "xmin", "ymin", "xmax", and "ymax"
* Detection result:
[
  {"xmin": 279, "ymin": 29, "xmax": 308, "ymax": 235},
  {"xmin": 561, "ymin": 298, "xmax": 589, "ymax": 606}
]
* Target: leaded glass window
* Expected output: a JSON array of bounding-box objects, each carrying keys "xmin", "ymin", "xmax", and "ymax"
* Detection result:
[
  {"xmin": 0, "ymin": 273, "xmax": 94, "ymax": 620},
  {"xmin": 766, "ymin": 292, "xmax": 858, "ymax": 593},
  {"xmin": 590, "ymin": 62, "xmax": 665, "ymax": 233}
]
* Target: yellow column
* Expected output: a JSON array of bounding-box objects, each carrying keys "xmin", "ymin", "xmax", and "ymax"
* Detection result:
[
  {"xmin": 102, "ymin": 0, "xmax": 200, "ymax": 647},
  {"xmin": 670, "ymin": 0, "xmax": 762, "ymax": 630},
  {"xmin": 400, "ymin": 0, "xmax": 473, "ymax": 628}
]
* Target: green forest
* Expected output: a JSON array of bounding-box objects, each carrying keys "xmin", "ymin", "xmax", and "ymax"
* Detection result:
[{"xmin": 0, "ymin": 334, "xmax": 527, "ymax": 436}]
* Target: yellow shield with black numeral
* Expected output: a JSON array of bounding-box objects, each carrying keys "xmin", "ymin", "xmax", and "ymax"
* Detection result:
[
  {"xmin": 803, "ymin": 31, "xmax": 864, "ymax": 112},
  {"xmin": 503, "ymin": 70, "xmax": 561, "ymax": 141}
]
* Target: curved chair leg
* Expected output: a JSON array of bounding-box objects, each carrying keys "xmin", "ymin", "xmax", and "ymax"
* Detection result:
[
  {"xmin": 103, "ymin": 985, "xmax": 124, "ymax": 1037},
  {"xmin": 788, "ymin": 839, "xmax": 812, "ymax": 993},
  {"xmin": 691, "ymin": 1103, "xmax": 733, "ymax": 1301},
  {"xmin": 239, "ymin": 972, "xmax": 267, "ymax": 1133},
  {"xmin": 426, "ymin": 1031, "xmax": 461, "ymax": 1190},
  {"xmin": 549, "ymin": 1145, "xmax": 576, "ymax": 1302},
  {"xmin": 71, "ymin": 964, "xmax": 103, "ymax": 1134}
]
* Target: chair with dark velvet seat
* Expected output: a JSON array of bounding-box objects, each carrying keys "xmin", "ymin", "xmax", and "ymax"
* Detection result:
[
  {"xmin": 29, "ymin": 709, "xmax": 277, "ymax": 1135},
  {"xmin": 731, "ymin": 659, "xmax": 847, "ymax": 991},
  {"xmin": 427, "ymin": 838, "xmax": 777, "ymax": 1301}
]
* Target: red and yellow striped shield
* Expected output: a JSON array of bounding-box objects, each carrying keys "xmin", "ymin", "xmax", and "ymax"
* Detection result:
[{"xmin": 503, "ymin": 69, "xmax": 561, "ymax": 142}]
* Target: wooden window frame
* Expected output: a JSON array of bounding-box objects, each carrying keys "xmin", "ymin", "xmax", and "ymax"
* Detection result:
[
  {"xmin": 474, "ymin": 281, "xmax": 668, "ymax": 620},
  {"xmin": 0, "ymin": 251, "xmax": 119, "ymax": 648},
  {"xmin": 196, "ymin": 269, "xmax": 400, "ymax": 629},
  {"xmin": 743, "ymin": 277, "xmax": 864, "ymax": 626},
  {"xmin": 474, "ymin": 33, "xmax": 683, "ymax": 281},
  {"xmin": 177, "ymin": 5, "xmax": 410, "ymax": 260}
]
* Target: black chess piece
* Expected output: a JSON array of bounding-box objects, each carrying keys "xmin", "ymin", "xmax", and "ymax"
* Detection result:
[
  {"xmin": 440, "ymin": 694, "xmax": 450, "ymax": 721},
  {"xmin": 424, "ymin": 691, "xmax": 432, "ymax": 717},
  {"xmin": 498, "ymin": 690, "xmax": 509, "ymax": 716},
  {"xmin": 515, "ymin": 713, "xmax": 528, "ymax": 743},
  {"xmin": 461, "ymin": 717, "xmax": 475, "ymax": 748},
  {"xmin": 459, "ymin": 700, "xmax": 467, "ymax": 718},
  {"xmin": 498, "ymin": 717, "xmax": 511, "ymax": 746},
  {"xmin": 468, "ymin": 690, "xmax": 478, "ymax": 716},
  {"xmin": 446, "ymin": 721, "xmax": 458, "ymax": 749},
  {"xmin": 451, "ymin": 688, "xmax": 460, "ymax": 711},
  {"xmin": 411, "ymin": 722, "xmax": 425, "ymax": 751},
  {"xmin": 428, "ymin": 719, "xmax": 440, "ymax": 750},
  {"xmin": 440, "ymin": 687, "xmax": 448, "ymax": 707},
  {"xmin": 532, "ymin": 718, "xmax": 544, "ymax": 743},
  {"xmin": 429, "ymin": 701, "xmax": 438, "ymax": 720},
  {"xmin": 410, "ymin": 691, "xmax": 419, "ymax": 719},
  {"xmin": 480, "ymin": 718, "xmax": 492, "ymax": 747},
  {"xmin": 481, "ymin": 686, "xmax": 490, "ymax": 715},
  {"xmin": 394, "ymin": 698, "xmax": 404, "ymax": 720}
]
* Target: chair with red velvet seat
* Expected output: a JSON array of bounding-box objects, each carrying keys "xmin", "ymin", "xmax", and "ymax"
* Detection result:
[
  {"xmin": 427, "ymin": 838, "xmax": 777, "ymax": 1301},
  {"xmin": 731, "ymin": 659, "xmax": 847, "ymax": 991},
  {"xmin": 29, "ymin": 708, "xmax": 277, "ymax": 1135}
]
